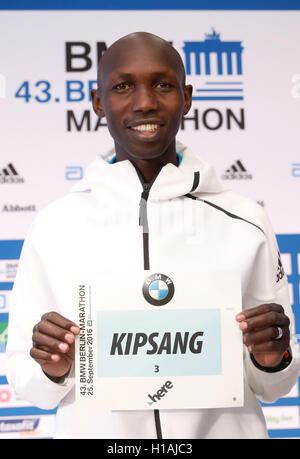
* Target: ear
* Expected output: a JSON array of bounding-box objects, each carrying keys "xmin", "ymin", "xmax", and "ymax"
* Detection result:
[
  {"xmin": 183, "ymin": 84, "xmax": 193, "ymax": 115},
  {"xmin": 91, "ymin": 89, "xmax": 106, "ymax": 118}
]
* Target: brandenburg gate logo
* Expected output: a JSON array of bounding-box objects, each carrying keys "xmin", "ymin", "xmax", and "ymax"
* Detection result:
[{"xmin": 183, "ymin": 29, "xmax": 244, "ymax": 101}]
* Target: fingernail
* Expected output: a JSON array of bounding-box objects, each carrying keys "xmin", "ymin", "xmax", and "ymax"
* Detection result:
[
  {"xmin": 236, "ymin": 313, "xmax": 245, "ymax": 321},
  {"xmin": 65, "ymin": 333, "xmax": 74, "ymax": 343},
  {"xmin": 239, "ymin": 321, "xmax": 248, "ymax": 331},
  {"xmin": 51, "ymin": 354, "xmax": 60, "ymax": 362},
  {"xmin": 70, "ymin": 326, "xmax": 80, "ymax": 334},
  {"xmin": 59, "ymin": 343, "xmax": 68, "ymax": 352}
]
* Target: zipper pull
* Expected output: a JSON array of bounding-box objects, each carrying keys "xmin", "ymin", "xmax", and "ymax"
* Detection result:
[
  {"xmin": 139, "ymin": 194, "xmax": 147, "ymax": 227},
  {"xmin": 139, "ymin": 185, "xmax": 150, "ymax": 229}
]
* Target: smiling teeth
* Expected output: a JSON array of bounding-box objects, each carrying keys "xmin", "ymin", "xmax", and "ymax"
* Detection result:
[{"xmin": 132, "ymin": 124, "xmax": 159, "ymax": 132}]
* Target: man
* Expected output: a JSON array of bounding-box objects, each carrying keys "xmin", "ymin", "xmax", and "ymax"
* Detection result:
[{"xmin": 6, "ymin": 32, "xmax": 300, "ymax": 439}]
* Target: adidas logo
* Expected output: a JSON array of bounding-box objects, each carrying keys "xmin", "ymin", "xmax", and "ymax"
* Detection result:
[
  {"xmin": 0, "ymin": 163, "xmax": 24, "ymax": 184},
  {"xmin": 222, "ymin": 160, "xmax": 252, "ymax": 180}
]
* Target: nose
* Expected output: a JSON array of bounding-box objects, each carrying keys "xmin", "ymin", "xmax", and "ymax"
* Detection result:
[{"xmin": 132, "ymin": 85, "xmax": 159, "ymax": 113}]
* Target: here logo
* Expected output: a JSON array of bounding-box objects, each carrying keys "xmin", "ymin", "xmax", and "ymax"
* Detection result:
[{"xmin": 147, "ymin": 380, "xmax": 174, "ymax": 406}]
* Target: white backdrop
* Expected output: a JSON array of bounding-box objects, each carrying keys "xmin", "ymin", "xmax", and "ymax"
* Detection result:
[{"xmin": 0, "ymin": 10, "xmax": 299, "ymax": 438}]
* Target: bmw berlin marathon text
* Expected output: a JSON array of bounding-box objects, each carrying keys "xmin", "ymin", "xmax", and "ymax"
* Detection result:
[{"xmin": 13, "ymin": 31, "xmax": 246, "ymax": 133}]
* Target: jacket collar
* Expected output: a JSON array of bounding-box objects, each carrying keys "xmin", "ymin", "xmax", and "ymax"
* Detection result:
[{"xmin": 70, "ymin": 141, "xmax": 228, "ymax": 201}]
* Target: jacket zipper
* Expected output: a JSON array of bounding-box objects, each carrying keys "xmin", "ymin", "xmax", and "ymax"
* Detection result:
[
  {"xmin": 137, "ymin": 171, "xmax": 163, "ymax": 440},
  {"xmin": 135, "ymin": 161, "xmax": 198, "ymax": 439},
  {"xmin": 139, "ymin": 183, "xmax": 150, "ymax": 270}
]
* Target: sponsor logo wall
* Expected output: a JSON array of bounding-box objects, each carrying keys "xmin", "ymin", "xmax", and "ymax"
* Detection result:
[{"xmin": 0, "ymin": 2, "xmax": 299, "ymax": 438}]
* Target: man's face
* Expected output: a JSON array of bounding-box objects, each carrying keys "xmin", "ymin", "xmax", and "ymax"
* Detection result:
[{"xmin": 92, "ymin": 41, "xmax": 192, "ymax": 162}]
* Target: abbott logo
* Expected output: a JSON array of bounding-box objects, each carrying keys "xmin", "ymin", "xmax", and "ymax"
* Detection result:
[
  {"xmin": 65, "ymin": 166, "xmax": 83, "ymax": 181},
  {"xmin": 0, "ymin": 74, "xmax": 5, "ymax": 99},
  {"xmin": 291, "ymin": 163, "xmax": 300, "ymax": 177}
]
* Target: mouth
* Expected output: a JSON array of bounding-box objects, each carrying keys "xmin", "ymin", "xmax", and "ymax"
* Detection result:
[
  {"xmin": 132, "ymin": 123, "xmax": 160, "ymax": 133},
  {"xmin": 128, "ymin": 122, "xmax": 164, "ymax": 139}
]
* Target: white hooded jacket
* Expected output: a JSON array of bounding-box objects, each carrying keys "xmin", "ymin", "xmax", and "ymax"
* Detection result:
[{"xmin": 5, "ymin": 142, "xmax": 300, "ymax": 439}]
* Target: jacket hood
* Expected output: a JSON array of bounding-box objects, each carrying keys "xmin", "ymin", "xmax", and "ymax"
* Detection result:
[{"xmin": 70, "ymin": 141, "xmax": 228, "ymax": 201}]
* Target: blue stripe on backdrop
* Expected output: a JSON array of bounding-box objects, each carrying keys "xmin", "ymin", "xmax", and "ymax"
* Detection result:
[
  {"xmin": 0, "ymin": 283, "xmax": 13, "ymax": 291},
  {"xmin": 192, "ymin": 97, "xmax": 244, "ymax": 100},
  {"xmin": 0, "ymin": 407, "xmax": 57, "ymax": 416},
  {"xmin": 0, "ymin": 240, "xmax": 23, "ymax": 260},
  {"xmin": 1, "ymin": 0, "xmax": 300, "ymax": 9},
  {"xmin": 269, "ymin": 429, "xmax": 300, "ymax": 438}
]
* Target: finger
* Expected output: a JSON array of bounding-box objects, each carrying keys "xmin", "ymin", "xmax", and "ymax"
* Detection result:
[
  {"xmin": 41, "ymin": 312, "xmax": 80, "ymax": 334},
  {"xmin": 238, "ymin": 311, "xmax": 290, "ymax": 333},
  {"xmin": 236, "ymin": 303, "xmax": 284, "ymax": 321},
  {"xmin": 247, "ymin": 334, "xmax": 289, "ymax": 355},
  {"xmin": 32, "ymin": 330, "xmax": 70, "ymax": 354},
  {"xmin": 30, "ymin": 346, "xmax": 61, "ymax": 363},
  {"xmin": 32, "ymin": 335, "xmax": 76, "ymax": 362},
  {"xmin": 32, "ymin": 341, "xmax": 51, "ymax": 353},
  {"xmin": 35, "ymin": 319, "xmax": 77, "ymax": 344},
  {"xmin": 243, "ymin": 326, "xmax": 289, "ymax": 347}
]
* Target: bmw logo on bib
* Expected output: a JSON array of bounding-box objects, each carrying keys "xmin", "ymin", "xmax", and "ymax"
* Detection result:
[{"xmin": 142, "ymin": 273, "xmax": 175, "ymax": 306}]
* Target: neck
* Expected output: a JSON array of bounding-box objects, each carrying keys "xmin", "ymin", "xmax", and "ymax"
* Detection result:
[{"xmin": 115, "ymin": 143, "xmax": 178, "ymax": 183}]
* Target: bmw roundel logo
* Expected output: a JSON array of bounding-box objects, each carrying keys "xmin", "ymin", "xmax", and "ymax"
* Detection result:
[{"xmin": 142, "ymin": 273, "xmax": 175, "ymax": 306}]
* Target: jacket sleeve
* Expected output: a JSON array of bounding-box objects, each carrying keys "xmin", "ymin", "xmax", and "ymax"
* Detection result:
[
  {"xmin": 5, "ymin": 222, "xmax": 75, "ymax": 410},
  {"xmin": 242, "ymin": 208, "xmax": 300, "ymax": 403}
]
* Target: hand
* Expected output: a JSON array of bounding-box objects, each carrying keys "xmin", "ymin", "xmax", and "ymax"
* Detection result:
[
  {"xmin": 236, "ymin": 303, "xmax": 290, "ymax": 368},
  {"xmin": 30, "ymin": 312, "xmax": 80, "ymax": 379}
]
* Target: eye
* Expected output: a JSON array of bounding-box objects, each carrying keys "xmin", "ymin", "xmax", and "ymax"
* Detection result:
[
  {"xmin": 112, "ymin": 82, "xmax": 132, "ymax": 92},
  {"xmin": 155, "ymin": 81, "xmax": 173, "ymax": 90}
]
